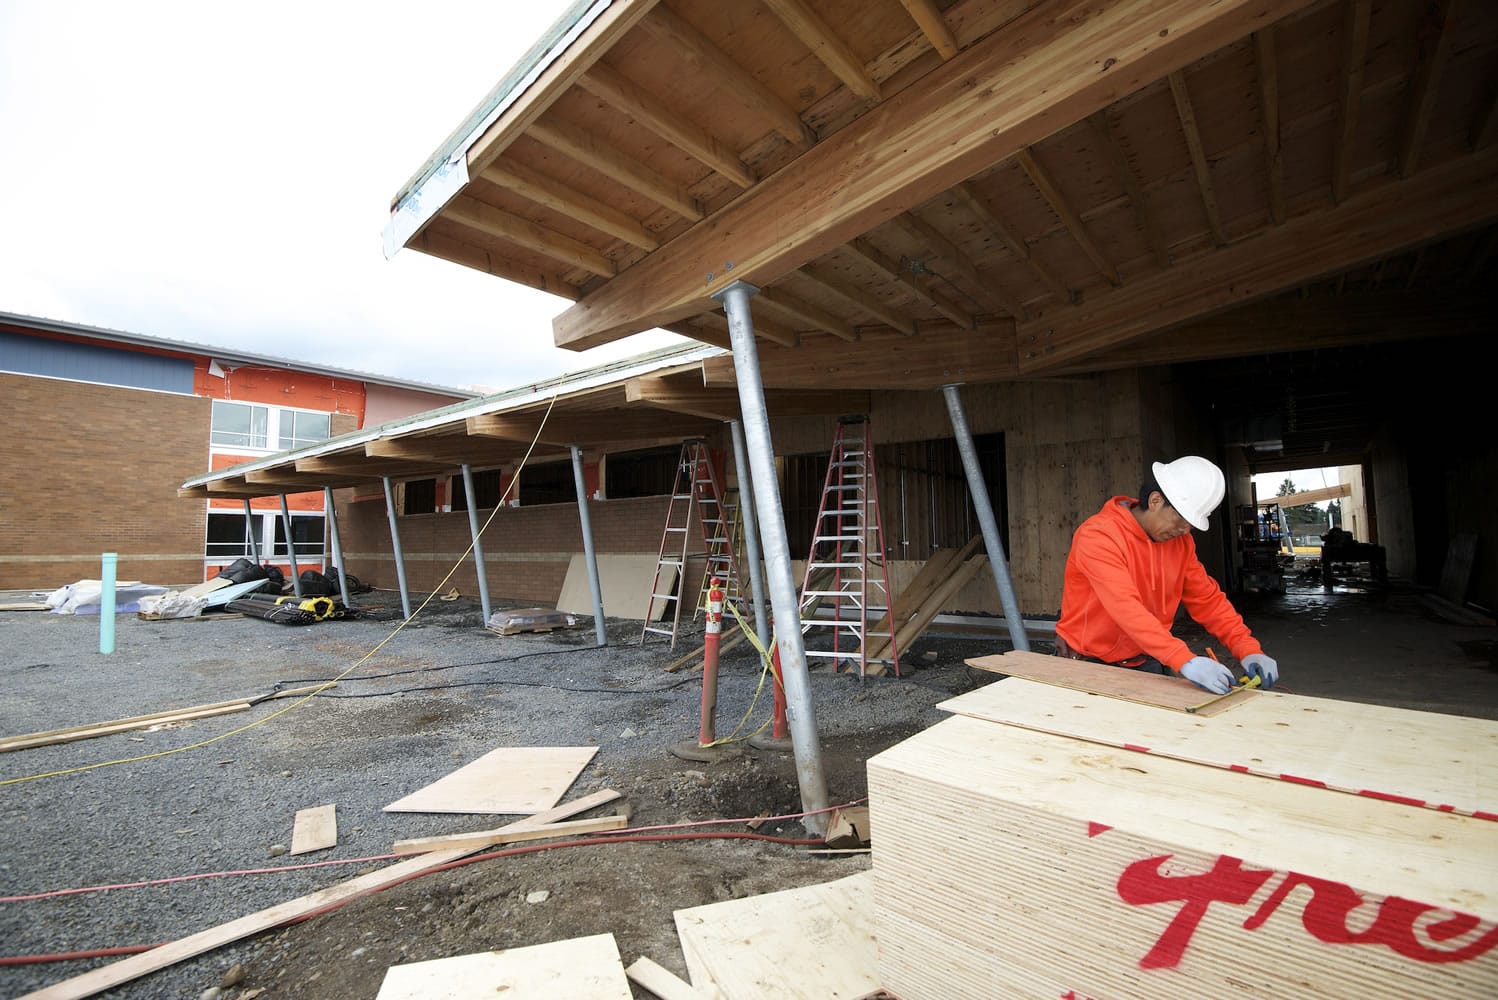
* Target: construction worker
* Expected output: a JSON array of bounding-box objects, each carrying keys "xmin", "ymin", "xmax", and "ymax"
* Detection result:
[{"xmin": 1054, "ymin": 456, "xmax": 1279, "ymax": 695}]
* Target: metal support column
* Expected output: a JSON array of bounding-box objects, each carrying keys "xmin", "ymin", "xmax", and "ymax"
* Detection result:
[
  {"xmin": 323, "ymin": 486, "xmax": 352, "ymax": 608},
  {"xmin": 571, "ymin": 445, "xmax": 607, "ymax": 646},
  {"xmin": 728, "ymin": 418, "xmax": 770, "ymax": 650},
  {"xmin": 942, "ymin": 384, "xmax": 1029, "ymax": 651},
  {"xmin": 461, "ymin": 464, "xmax": 493, "ymax": 624},
  {"xmin": 279, "ymin": 494, "xmax": 303, "ymax": 597},
  {"xmin": 381, "ymin": 477, "xmax": 412, "ymax": 620},
  {"xmin": 715, "ymin": 280, "xmax": 830, "ymax": 835},
  {"xmin": 242, "ymin": 499, "xmax": 261, "ymax": 564}
]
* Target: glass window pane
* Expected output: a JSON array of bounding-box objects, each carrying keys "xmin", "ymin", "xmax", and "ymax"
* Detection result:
[
  {"xmin": 210, "ymin": 401, "xmax": 267, "ymax": 448},
  {"xmin": 279, "ymin": 410, "xmax": 331, "ymax": 450}
]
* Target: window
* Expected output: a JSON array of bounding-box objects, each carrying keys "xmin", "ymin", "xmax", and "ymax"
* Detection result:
[
  {"xmin": 205, "ymin": 512, "xmax": 325, "ymax": 562},
  {"xmin": 279, "ymin": 410, "xmax": 331, "ymax": 450},
  {"xmin": 403, "ymin": 478, "xmax": 437, "ymax": 515},
  {"xmin": 606, "ymin": 445, "xmax": 679, "ymax": 498},
  {"xmin": 517, "ymin": 461, "xmax": 573, "ymax": 506},
  {"xmin": 206, "ymin": 512, "xmax": 263, "ymax": 559},
  {"xmin": 211, "ymin": 400, "xmax": 269, "ymax": 449},
  {"xmin": 273, "ymin": 515, "xmax": 326, "ymax": 558},
  {"xmin": 452, "ymin": 468, "xmax": 505, "ymax": 511}
]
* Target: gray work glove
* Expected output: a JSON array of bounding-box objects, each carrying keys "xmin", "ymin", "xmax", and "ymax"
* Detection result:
[
  {"xmin": 1179, "ymin": 656, "xmax": 1233, "ymax": 695},
  {"xmin": 1241, "ymin": 652, "xmax": 1279, "ymax": 690}
]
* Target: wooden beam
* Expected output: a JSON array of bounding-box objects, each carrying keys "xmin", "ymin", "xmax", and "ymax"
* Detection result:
[
  {"xmin": 762, "ymin": 0, "xmax": 881, "ymax": 102},
  {"xmin": 553, "ymin": 0, "xmax": 1312, "ymax": 350},
  {"xmin": 461, "ymin": 0, "xmax": 663, "ymax": 178},
  {"xmin": 661, "ymin": 318, "xmax": 732, "ymax": 350},
  {"xmin": 950, "ymin": 182, "xmax": 1071, "ymax": 297},
  {"xmin": 1332, "ymin": 0, "xmax": 1373, "ymax": 204},
  {"xmin": 242, "ymin": 469, "xmax": 372, "ymax": 489},
  {"xmin": 897, "ymin": 0, "xmax": 959, "ymax": 59},
  {"xmin": 845, "ymin": 237, "xmax": 975, "ymax": 329},
  {"xmin": 896, "ymin": 211, "xmax": 1024, "ymax": 318},
  {"xmin": 468, "ymin": 411, "xmax": 716, "ymax": 445},
  {"xmin": 530, "ymin": 118, "xmax": 703, "ymax": 221},
  {"xmin": 1017, "ymin": 149, "xmax": 1498, "ymax": 373},
  {"xmin": 1397, "ymin": 0, "xmax": 1458, "ymax": 178},
  {"xmin": 415, "ymin": 229, "xmax": 583, "ymax": 300},
  {"xmin": 1167, "ymin": 71, "xmax": 1227, "ymax": 246},
  {"xmin": 366, "ymin": 437, "xmax": 519, "ymax": 463},
  {"xmin": 696, "ymin": 307, "xmax": 800, "ymax": 349},
  {"xmin": 1015, "ymin": 148, "xmax": 1122, "ymax": 286},
  {"xmin": 1278, "ymin": 482, "xmax": 1352, "ymax": 507},
  {"xmin": 639, "ymin": 4, "xmax": 811, "ymax": 145},
  {"xmin": 444, "ymin": 196, "xmax": 616, "ymax": 277},
  {"xmin": 756, "ymin": 286, "xmax": 859, "ymax": 341},
  {"xmin": 481, "ymin": 160, "xmax": 659, "ymax": 251},
  {"xmin": 1084, "ymin": 114, "xmax": 1171, "ymax": 269},
  {"xmin": 576, "ymin": 62, "xmax": 757, "ymax": 188},
  {"xmin": 625, "ymin": 376, "xmax": 741, "ymax": 420},
  {"xmin": 294, "ymin": 456, "xmax": 447, "ymax": 477},
  {"xmin": 1471, "ymin": 82, "xmax": 1498, "ymax": 150},
  {"xmin": 800, "ymin": 263, "xmax": 918, "ymax": 335},
  {"xmin": 699, "ymin": 319, "xmax": 1018, "ymax": 390},
  {"xmin": 1254, "ymin": 28, "xmax": 1287, "ymax": 225}
]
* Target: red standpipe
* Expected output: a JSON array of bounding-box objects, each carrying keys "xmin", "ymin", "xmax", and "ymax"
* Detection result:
[
  {"xmin": 770, "ymin": 643, "xmax": 788, "ymax": 740},
  {"xmin": 698, "ymin": 578, "xmax": 724, "ymax": 745}
]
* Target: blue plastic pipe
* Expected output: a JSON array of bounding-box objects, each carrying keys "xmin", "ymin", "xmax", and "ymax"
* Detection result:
[{"xmin": 99, "ymin": 552, "xmax": 118, "ymax": 654}]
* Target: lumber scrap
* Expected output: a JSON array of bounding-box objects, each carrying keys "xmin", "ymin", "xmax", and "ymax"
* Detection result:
[
  {"xmin": 863, "ymin": 538, "xmax": 980, "ymax": 663},
  {"xmin": 383, "ymin": 745, "xmax": 598, "ymax": 814},
  {"xmin": 376, "ymin": 933, "xmax": 633, "ymax": 998},
  {"xmin": 662, "ymin": 623, "xmax": 747, "ymax": 673},
  {"xmin": 289, "ymin": 804, "xmax": 337, "ymax": 856},
  {"xmin": 866, "ymin": 554, "xmax": 987, "ymax": 669},
  {"xmin": 1419, "ymin": 591, "xmax": 1495, "ymax": 626},
  {"xmin": 625, "ymin": 956, "xmax": 723, "ymax": 1000},
  {"xmin": 390, "ymin": 802, "xmax": 628, "ymax": 855},
  {"xmin": 965, "ymin": 650, "xmax": 1253, "ymax": 715},
  {"xmin": 867, "ymin": 714, "xmax": 1498, "ymax": 998},
  {"xmin": 19, "ymin": 790, "xmax": 624, "ymax": 1000}
]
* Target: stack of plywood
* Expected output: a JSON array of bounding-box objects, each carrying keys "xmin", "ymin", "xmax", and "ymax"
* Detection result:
[{"xmin": 866, "ymin": 651, "xmax": 1498, "ymax": 999}]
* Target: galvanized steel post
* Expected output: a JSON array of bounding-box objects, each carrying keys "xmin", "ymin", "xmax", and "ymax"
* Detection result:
[
  {"xmin": 279, "ymin": 494, "xmax": 303, "ymax": 597},
  {"xmin": 381, "ymin": 477, "xmax": 413, "ymax": 619},
  {"xmin": 242, "ymin": 499, "xmax": 261, "ymax": 564},
  {"xmin": 714, "ymin": 280, "xmax": 830, "ymax": 835},
  {"xmin": 323, "ymin": 486, "xmax": 353, "ymax": 608},
  {"xmin": 571, "ymin": 445, "xmax": 608, "ymax": 646},
  {"xmin": 942, "ymin": 384, "xmax": 1029, "ymax": 651},
  {"xmin": 460, "ymin": 464, "xmax": 493, "ymax": 624},
  {"xmin": 728, "ymin": 418, "xmax": 770, "ymax": 650}
]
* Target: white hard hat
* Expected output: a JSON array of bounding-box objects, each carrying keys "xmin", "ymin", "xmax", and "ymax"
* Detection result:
[{"xmin": 1152, "ymin": 456, "xmax": 1225, "ymax": 531}]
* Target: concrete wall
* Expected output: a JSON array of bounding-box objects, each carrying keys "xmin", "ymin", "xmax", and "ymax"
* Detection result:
[{"xmin": 0, "ymin": 372, "xmax": 210, "ymax": 589}]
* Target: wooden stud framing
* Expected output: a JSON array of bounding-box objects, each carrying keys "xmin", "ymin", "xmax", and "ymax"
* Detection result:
[
  {"xmin": 1083, "ymin": 114, "xmax": 1171, "ymax": 269},
  {"xmin": 530, "ymin": 118, "xmax": 703, "ymax": 221},
  {"xmin": 1397, "ymin": 0, "xmax": 1458, "ymax": 178},
  {"xmin": 799, "ymin": 262, "xmax": 918, "ymax": 334},
  {"xmin": 576, "ymin": 63, "xmax": 757, "ymax": 188},
  {"xmin": 895, "ymin": 211, "xmax": 1025, "ymax": 318},
  {"xmin": 444, "ymin": 196, "xmax": 617, "ymax": 277},
  {"xmin": 1332, "ymin": 0, "xmax": 1373, "ymax": 204},
  {"xmin": 1015, "ymin": 148, "xmax": 1122, "ymax": 286},
  {"xmin": 756, "ymin": 286, "xmax": 860, "ymax": 341},
  {"xmin": 1167, "ymin": 70, "xmax": 1228, "ymax": 246},
  {"xmin": 1254, "ymin": 28, "xmax": 1287, "ymax": 225},
  {"xmin": 762, "ymin": 0, "xmax": 882, "ymax": 102},
  {"xmin": 638, "ymin": 4, "xmax": 811, "ymax": 145},
  {"xmin": 897, "ymin": 0, "xmax": 959, "ymax": 59},
  {"xmin": 951, "ymin": 182, "xmax": 1073, "ymax": 300},
  {"xmin": 481, "ymin": 160, "xmax": 659, "ymax": 251},
  {"xmin": 845, "ymin": 237, "xmax": 975, "ymax": 329}
]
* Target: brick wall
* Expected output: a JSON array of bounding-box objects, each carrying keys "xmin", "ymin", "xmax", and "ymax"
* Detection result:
[{"xmin": 0, "ymin": 373, "xmax": 210, "ymax": 589}]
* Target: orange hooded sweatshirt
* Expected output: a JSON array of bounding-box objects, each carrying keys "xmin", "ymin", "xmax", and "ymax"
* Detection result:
[{"xmin": 1056, "ymin": 497, "xmax": 1262, "ymax": 671}]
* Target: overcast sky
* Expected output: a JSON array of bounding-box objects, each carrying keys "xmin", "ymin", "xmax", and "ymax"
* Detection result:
[{"xmin": 0, "ymin": 1, "xmax": 688, "ymax": 392}]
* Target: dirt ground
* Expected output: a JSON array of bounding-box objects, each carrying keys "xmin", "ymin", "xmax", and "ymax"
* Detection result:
[{"xmin": 2, "ymin": 565, "xmax": 1494, "ymax": 999}]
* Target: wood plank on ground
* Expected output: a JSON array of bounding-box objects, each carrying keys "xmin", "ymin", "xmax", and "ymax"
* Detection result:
[
  {"xmin": 939, "ymin": 677, "xmax": 1498, "ymax": 821},
  {"xmin": 965, "ymin": 649, "xmax": 1254, "ymax": 715},
  {"xmin": 391, "ymin": 808, "xmax": 627, "ymax": 856},
  {"xmin": 625, "ymin": 955, "xmax": 723, "ymax": 1000},
  {"xmin": 384, "ymin": 746, "xmax": 598, "ymax": 815},
  {"xmin": 672, "ymin": 871, "xmax": 879, "ymax": 999},
  {"xmin": 18, "ymin": 791, "xmax": 621, "ymax": 1000},
  {"xmin": 1437, "ymin": 533, "xmax": 1479, "ymax": 605},
  {"xmin": 375, "ymin": 933, "xmax": 633, "ymax": 999},
  {"xmin": 289, "ymin": 804, "xmax": 337, "ymax": 856}
]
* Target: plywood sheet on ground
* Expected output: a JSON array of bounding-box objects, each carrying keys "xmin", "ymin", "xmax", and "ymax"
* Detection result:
[
  {"xmin": 673, "ymin": 871, "xmax": 880, "ymax": 999},
  {"xmin": 556, "ymin": 553, "xmax": 676, "ymax": 621},
  {"xmin": 383, "ymin": 746, "xmax": 598, "ymax": 815},
  {"xmin": 867, "ymin": 715, "xmax": 1498, "ymax": 999},
  {"xmin": 965, "ymin": 649, "xmax": 1252, "ymax": 714},
  {"xmin": 940, "ymin": 677, "xmax": 1498, "ymax": 821},
  {"xmin": 290, "ymin": 804, "xmax": 337, "ymax": 855},
  {"xmin": 374, "ymin": 933, "xmax": 632, "ymax": 999}
]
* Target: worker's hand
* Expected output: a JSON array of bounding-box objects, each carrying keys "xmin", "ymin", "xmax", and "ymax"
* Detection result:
[
  {"xmin": 1180, "ymin": 656, "xmax": 1234, "ymax": 695},
  {"xmin": 1241, "ymin": 652, "xmax": 1279, "ymax": 690}
]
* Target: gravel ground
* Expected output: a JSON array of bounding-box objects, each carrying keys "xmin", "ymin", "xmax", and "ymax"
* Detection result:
[{"xmin": 0, "ymin": 593, "xmax": 990, "ymax": 999}]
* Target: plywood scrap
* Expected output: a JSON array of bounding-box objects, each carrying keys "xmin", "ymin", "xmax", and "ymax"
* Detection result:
[
  {"xmin": 375, "ymin": 933, "xmax": 633, "ymax": 999},
  {"xmin": 965, "ymin": 650, "xmax": 1254, "ymax": 715},
  {"xmin": 384, "ymin": 746, "xmax": 599, "ymax": 815},
  {"xmin": 17, "ymin": 792, "xmax": 625, "ymax": 1000},
  {"xmin": 625, "ymin": 956, "xmax": 723, "ymax": 1000},
  {"xmin": 866, "ymin": 554, "xmax": 988, "ymax": 672},
  {"xmin": 557, "ymin": 553, "xmax": 676, "ymax": 621},
  {"xmin": 865, "ymin": 537, "xmax": 981, "ymax": 662},
  {"xmin": 391, "ymin": 797, "xmax": 627, "ymax": 855},
  {"xmin": 289, "ymin": 804, "xmax": 337, "ymax": 856},
  {"xmin": 867, "ymin": 714, "xmax": 1498, "ymax": 999},
  {"xmin": 940, "ymin": 677, "xmax": 1498, "ymax": 821},
  {"xmin": 673, "ymin": 871, "xmax": 880, "ymax": 999},
  {"xmin": 824, "ymin": 805, "xmax": 872, "ymax": 849}
]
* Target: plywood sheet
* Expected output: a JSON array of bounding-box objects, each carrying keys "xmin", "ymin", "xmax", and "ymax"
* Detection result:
[
  {"xmin": 965, "ymin": 649, "xmax": 1253, "ymax": 714},
  {"xmin": 867, "ymin": 715, "xmax": 1498, "ymax": 999},
  {"xmin": 384, "ymin": 746, "xmax": 598, "ymax": 815},
  {"xmin": 290, "ymin": 804, "xmax": 337, "ymax": 855},
  {"xmin": 556, "ymin": 553, "xmax": 677, "ymax": 621},
  {"xmin": 673, "ymin": 871, "xmax": 880, "ymax": 999},
  {"xmin": 375, "ymin": 933, "xmax": 632, "ymax": 999},
  {"xmin": 940, "ymin": 678, "xmax": 1498, "ymax": 821}
]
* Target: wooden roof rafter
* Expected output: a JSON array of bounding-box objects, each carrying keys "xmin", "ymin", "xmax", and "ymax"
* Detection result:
[
  {"xmin": 1014, "ymin": 147, "xmax": 1122, "ymax": 288},
  {"xmin": 414, "ymin": 229, "xmax": 584, "ymax": 300},
  {"xmin": 480, "ymin": 160, "xmax": 660, "ymax": 251},
  {"xmin": 1253, "ymin": 27, "xmax": 1287, "ymax": 225},
  {"xmin": 755, "ymin": 286, "xmax": 860, "ymax": 342},
  {"xmin": 950, "ymin": 180, "xmax": 1074, "ymax": 302},
  {"xmin": 1332, "ymin": 0, "xmax": 1374, "ymax": 204},
  {"xmin": 897, "ymin": 0, "xmax": 959, "ymax": 59},
  {"xmin": 761, "ymin": 0, "xmax": 882, "ymax": 103},
  {"xmin": 529, "ymin": 117, "xmax": 703, "ymax": 221},
  {"xmin": 844, "ymin": 236, "xmax": 977, "ymax": 330},
  {"xmin": 894, "ymin": 210, "xmax": 1025, "ymax": 319},
  {"xmin": 1166, "ymin": 70, "xmax": 1228, "ymax": 247},
  {"xmin": 444, "ymin": 196, "xmax": 617, "ymax": 277},
  {"xmin": 798, "ymin": 261, "xmax": 919, "ymax": 335},
  {"xmin": 1396, "ymin": 0, "xmax": 1458, "ymax": 178}
]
